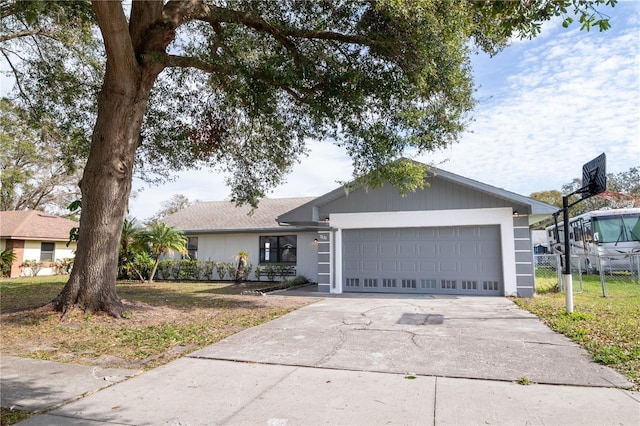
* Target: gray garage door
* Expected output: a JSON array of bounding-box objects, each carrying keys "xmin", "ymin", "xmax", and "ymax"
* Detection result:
[{"xmin": 342, "ymin": 226, "xmax": 503, "ymax": 295}]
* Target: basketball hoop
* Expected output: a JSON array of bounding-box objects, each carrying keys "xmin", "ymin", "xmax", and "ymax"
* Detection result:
[{"xmin": 596, "ymin": 191, "xmax": 637, "ymax": 209}]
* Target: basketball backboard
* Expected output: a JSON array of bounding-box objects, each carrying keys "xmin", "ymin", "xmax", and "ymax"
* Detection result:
[{"xmin": 582, "ymin": 153, "xmax": 606, "ymax": 198}]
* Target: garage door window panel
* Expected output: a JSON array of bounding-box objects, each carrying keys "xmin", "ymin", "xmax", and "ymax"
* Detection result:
[
  {"xmin": 483, "ymin": 281, "xmax": 499, "ymax": 291},
  {"xmin": 421, "ymin": 279, "xmax": 437, "ymax": 289},
  {"xmin": 364, "ymin": 278, "xmax": 378, "ymax": 288},
  {"xmin": 462, "ymin": 280, "xmax": 478, "ymax": 290},
  {"xmin": 441, "ymin": 280, "xmax": 457, "ymax": 289},
  {"xmin": 346, "ymin": 278, "xmax": 360, "ymax": 288},
  {"xmin": 402, "ymin": 279, "xmax": 417, "ymax": 289},
  {"xmin": 382, "ymin": 279, "xmax": 397, "ymax": 288}
]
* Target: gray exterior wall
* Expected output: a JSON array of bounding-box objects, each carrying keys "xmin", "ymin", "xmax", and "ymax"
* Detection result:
[
  {"xmin": 513, "ymin": 215, "xmax": 535, "ymax": 297},
  {"xmin": 316, "ymin": 177, "xmax": 529, "ymax": 219}
]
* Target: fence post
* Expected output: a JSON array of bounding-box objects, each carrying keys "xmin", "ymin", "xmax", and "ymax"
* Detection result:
[
  {"xmin": 599, "ymin": 257, "xmax": 607, "ymax": 297},
  {"xmin": 556, "ymin": 255, "xmax": 563, "ymax": 291}
]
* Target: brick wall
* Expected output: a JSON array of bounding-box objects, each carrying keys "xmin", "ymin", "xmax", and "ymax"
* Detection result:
[{"xmin": 5, "ymin": 239, "xmax": 25, "ymax": 278}]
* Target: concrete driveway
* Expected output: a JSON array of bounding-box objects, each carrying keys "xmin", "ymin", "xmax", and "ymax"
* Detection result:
[
  {"xmin": 16, "ymin": 294, "xmax": 639, "ymax": 425},
  {"xmin": 192, "ymin": 295, "xmax": 630, "ymax": 388}
]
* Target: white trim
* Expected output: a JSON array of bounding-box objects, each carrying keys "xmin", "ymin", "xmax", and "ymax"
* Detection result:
[{"xmin": 329, "ymin": 208, "xmax": 517, "ymax": 296}]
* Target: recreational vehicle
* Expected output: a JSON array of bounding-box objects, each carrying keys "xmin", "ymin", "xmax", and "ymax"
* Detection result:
[{"xmin": 546, "ymin": 207, "xmax": 640, "ymax": 273}]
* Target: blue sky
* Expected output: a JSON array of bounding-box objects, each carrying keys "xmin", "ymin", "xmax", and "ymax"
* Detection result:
[{"xmin": 126, "ymin": 2, "xmax": 636, "ymax": 219}]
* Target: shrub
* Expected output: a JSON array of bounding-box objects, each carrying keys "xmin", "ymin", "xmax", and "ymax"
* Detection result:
[
  {"xmin": 279, "ymin": 275, "xmax": 310, "ymax": 288},
  {"xmin": 254, "ymin": 265, "xmax": 263, "ymax": 281},
  {"xmin": 132, "ymin": 252, "xmax": 155, "ymax": 281},
  {"xmin": 226, "ymin": 262, "xmax": 237, "ymax": 281},
  {"xmin": 0, "ymin": 248, "xmax": 16, "ymax": 277},
  {"xmin": 215, "ymin": 262, "xmax": 227, "ymax": 280},
  {"xmin": 203, "ymin": 260, "xmax": 215, "ymax": 280},
  {"xmin": 275, "ymin": 264, "xmax": 294, "ymax": 279},
  {"xmin": 243, "ymin": 262, "xmax": 253, "ymax": 281},
  {"xmin": 53, "ymin": 258, "xmax": 74, "ymax": 275},
  {"xmin": 156, "ymin": 259, "xmax": 175, "ymax": 280},
  {"xmin": 265, "ymin": 264, "xmax": 277, "ymax": 281},
  {"xmin": 20, "ymin": 260, "xmax": 43, "ymax": 277}
]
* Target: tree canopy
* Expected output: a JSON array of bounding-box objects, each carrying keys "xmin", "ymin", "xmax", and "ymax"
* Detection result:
[
  {"xmin": 0, "ymin": 98, "xmax": 82, "ymax": 214},
  {"xmin": 2, "ymin": 0, "xmax": 619, "ymax": 203}
]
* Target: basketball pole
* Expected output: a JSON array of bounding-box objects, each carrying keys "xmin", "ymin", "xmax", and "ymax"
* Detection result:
[
  {"xmin": 562, "ymin": 195, "xmax": 573, "ymax": 313},
  {"xmin": 556, "ymin": 152, "xmax": 605, "ymax": 315}
]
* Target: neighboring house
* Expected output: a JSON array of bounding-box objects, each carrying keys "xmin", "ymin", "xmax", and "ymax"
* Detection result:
[
  {"xmin": 163, "ymin": 164, "xmax": 557, "ymax": 297},
  {"xmin": 0, "ymin": 210, "xmax": 78, "ymax": 278}
]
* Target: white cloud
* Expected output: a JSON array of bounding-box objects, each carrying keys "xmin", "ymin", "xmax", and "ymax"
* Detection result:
[{"xmin": 416, "ymin": 5, "xmax": 639, "ymax": 197}]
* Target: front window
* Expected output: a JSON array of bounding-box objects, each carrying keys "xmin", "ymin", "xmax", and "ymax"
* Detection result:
[
  {"xmin": 186, "ymin": 237, "xmax": 198, "ymax": 259},
  {"xmin": 40, "ymin": 242, "xmax": 55, "ymax": 262},
  {"xmin": 593, "ymin": 214, "xmax": 640, "ymax": 243},
  {"xmin": 259, "ymin": 235, "xmax": 296, "ymax": 263}
]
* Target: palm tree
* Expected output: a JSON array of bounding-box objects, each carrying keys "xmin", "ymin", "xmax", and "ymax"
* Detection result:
[
  {"xmin": 142, "ymin": 222, "xmax": 187, "ymax": 282},
  {"xmin": 119, "ymin": 218, "xmax": 146, "ymax": 280}
]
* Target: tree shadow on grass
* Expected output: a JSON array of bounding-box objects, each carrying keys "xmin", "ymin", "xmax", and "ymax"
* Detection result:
[{"xmin": 115, "ymin": 283, "xmax": 276, "ymax": 311}]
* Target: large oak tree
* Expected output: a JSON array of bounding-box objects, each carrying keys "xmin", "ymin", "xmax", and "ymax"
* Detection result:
[{"xmin": 1, "ymin": 0, "xmax": 617, "ymax": 317}]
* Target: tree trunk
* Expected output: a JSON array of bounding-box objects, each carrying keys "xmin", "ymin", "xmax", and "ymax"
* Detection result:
[
  {"xmin": 52, "ymin": 1, "xmax": 193, "ymax": 317},
  {"xmin": 235, "ymin": 255, "xmax": 247, "ymax": 284},
  {"xmin": 53, "ymin": 66, "xmax": 158, "ymax": 318}
]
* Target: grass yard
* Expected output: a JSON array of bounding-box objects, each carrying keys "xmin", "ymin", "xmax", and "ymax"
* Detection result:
[
  {"xmin": 514, "ymin": 274, "xmax": 640, "ymax": 389},
  {"xmin": 0, "ymin": 276, "xmax": 316, "ymax": 372},
  {"xmin": 1, "ymin": 276, "xmax": 316, "ymax": 425}
]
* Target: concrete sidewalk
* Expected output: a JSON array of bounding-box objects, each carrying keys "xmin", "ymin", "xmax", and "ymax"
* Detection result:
[
  {"xmin": 0, "ymin": 356, "xmax": 141, "ymax": 412},
  {"xmin": 5, "ymin": 295, "xmax": 640, "ymax": 425}
]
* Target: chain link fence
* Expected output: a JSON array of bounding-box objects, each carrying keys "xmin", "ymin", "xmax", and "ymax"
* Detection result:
[{"xmin": 534, "ymin": 253, "xmax": 640, "ymax": 295}]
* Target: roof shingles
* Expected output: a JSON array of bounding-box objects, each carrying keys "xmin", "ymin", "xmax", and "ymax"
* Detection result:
[
  {"xmin": 162, "ymin": 197, "xmax": 316, "ymax": 232},
  {"xmin": 0, "ymin": 210, "xmax": 78, "ymax": 241}
]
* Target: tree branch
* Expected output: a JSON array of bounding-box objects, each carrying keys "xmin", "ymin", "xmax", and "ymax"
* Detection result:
[
  {"xmin": 200, "ymin": 5, "xmax": 368, "ymax": 45},
  {"xmin": 163, "ymin": 54, "xmax": 313, "ymax": 103},
  {"xmin": 0, "ymin": 48, "xmax": 32, "ymax": 107},
  {"xmin": 162, "ymin": 54, "xmax": 231, "ymax": 74},
  {"xmin": 0, "ymin": 27, "xmax": 46, "ymax": 43},
  {"xmin": 91, "ymin": 0, "xmax": 137, "ymax": 80}
]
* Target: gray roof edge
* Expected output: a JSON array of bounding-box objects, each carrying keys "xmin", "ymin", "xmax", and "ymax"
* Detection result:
[{"xmin": 177, "ymin": 226, "xmax": 317, "ymax": 235}]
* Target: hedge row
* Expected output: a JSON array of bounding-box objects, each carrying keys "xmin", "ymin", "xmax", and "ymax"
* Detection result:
[{"xmin": 156, "ymin": 259, "xmax": 295, "ymax": 281}]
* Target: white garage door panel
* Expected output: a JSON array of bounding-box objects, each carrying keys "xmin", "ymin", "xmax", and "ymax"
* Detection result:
[{"xmin": 343, "ymin": 226, "xmax": 502, "ymax": 295}]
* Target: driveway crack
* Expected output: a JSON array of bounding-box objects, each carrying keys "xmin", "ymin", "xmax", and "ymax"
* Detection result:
[{"xmin": 315, "ymin": 327, "xmax": 346, "ymax": 367}]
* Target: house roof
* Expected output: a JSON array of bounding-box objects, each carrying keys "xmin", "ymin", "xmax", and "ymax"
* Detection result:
[
  {"xmin": 161, "ymin": 197, "xmax": 317, "ymax": 233},
  {"xmin": 162, "ymin": 163, "xmax": 558, "ymax": 233},
  {"xmin": 278, "ymin": 164, "xmax": 558, "ymax": 226},
  {"xmin": 0, "ymin": 210, "xmax": 78, "ymax": 241}
]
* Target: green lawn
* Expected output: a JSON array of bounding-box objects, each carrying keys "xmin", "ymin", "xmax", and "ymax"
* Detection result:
[
  {"xmin": 0, "ymin": 276, "xmax": 313, "ymax": 371},
  {"xmin": 514, "ymin": 275, "xmax": 640, "ymax": 389}
]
